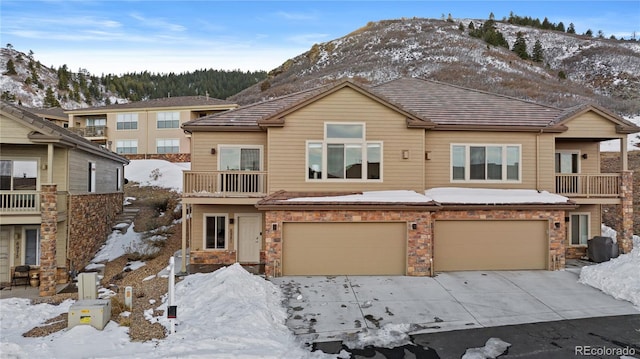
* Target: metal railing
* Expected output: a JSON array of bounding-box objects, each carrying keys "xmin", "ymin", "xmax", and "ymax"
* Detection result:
[
  {"xmin": 184, "ymin": 171, "xmax": 268, "ymax": 196},
  {"xmin": 0, "ymin": 191, "xmax": 40, "ymax": 213},
  {"xmin": 68, "ymin": 125, "xmax": 107, "ymax": 138},
  {"xmin": 555, "ymin": 173, "xmax": 621, "ymax": 197}
]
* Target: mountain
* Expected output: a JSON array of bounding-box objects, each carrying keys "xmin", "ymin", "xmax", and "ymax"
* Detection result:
[{"xmin": 229, "ymin": 17, "xmax": 640, "ymax": 116}]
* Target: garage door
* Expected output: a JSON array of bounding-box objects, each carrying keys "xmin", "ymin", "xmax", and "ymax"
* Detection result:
[
  {"xmin": 282, "ymin": 222, "xmax": 406, "ymax": 276},
  {"xmin": 434, "ymin": 220, "xmax": 548, "ymax": 271}
]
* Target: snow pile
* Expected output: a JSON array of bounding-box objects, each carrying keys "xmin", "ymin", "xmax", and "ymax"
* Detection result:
[
  {"xmin": 124, "ymin": 159, "xmax": 190, "ymax": 192},
  {"xmin": 462, "ymin": 338, "xmax": 511, "ymax": 359},
  {"xmin": 424, "ymin": 187, "xmax": 569, "ymax": 204},
  {"xmin": 342, "ymin": 323, "xmax": 413, "ymax": 349},
  {"xmin": 579, "ymin": 234, "xmax": 640, "ymax": 307},
  {"xmin": 601, "ymin": 223, "xmax": 618, "ymax": 243},
  {"xmin": 91, "ymin": 223, "xmax": 144, "ymax": 263},
  {"xmin": 287, "ymin": 190, "xmax": 432, "ymax": 203}
]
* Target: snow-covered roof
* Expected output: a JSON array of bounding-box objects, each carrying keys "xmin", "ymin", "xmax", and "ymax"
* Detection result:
[
  {"xmin": 286, "ymin": 190, "xmax": 433, "ymax": 203},
  {"xmin": 424, "ymin": 187, "xmax": 570, "ymax": 204}
]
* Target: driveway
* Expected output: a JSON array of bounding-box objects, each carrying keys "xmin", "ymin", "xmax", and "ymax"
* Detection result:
[{"xmin": 271, "ymin": 270, "xmax": 639, "ymax": 343}]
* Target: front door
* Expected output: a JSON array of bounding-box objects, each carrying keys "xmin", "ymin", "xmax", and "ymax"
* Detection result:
[
  {"xmin": 555, "ymin": 151, "xmax": 580, "ymax": 193},
  {"xmin": 0, "ymin": 228, "xmax": 11, "ymax": 284},
  {"xmin": 237, "ymin": 215, "xmax": 261, "ymax": 263}
]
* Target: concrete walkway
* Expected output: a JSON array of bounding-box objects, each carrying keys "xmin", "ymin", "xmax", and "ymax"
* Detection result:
[{"xmin": 272, "ymin": 270, "xmax": 639, "ymax": 343}]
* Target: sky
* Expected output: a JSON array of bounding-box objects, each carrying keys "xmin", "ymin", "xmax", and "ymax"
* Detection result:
[{"xmin": 1, "ymin": 1, "xmax": 639, "ymax": 75}]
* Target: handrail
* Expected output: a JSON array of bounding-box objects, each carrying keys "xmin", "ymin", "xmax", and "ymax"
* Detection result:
[
  {"xmin": 184, "ymin": 171, "xmax": 267, "ymax": 195},
  {"xmin": 555, "ymin": 173, "xmax": 621, "ymax": 197}
]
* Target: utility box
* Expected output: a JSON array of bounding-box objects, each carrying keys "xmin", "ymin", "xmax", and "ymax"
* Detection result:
[
  {"xmin": 68, "ymin": 299, "xmax": 112, "ymax": 330},
  {"xmin": 77, "ymin": 272, "xmax": 98, "ymax": 300}
]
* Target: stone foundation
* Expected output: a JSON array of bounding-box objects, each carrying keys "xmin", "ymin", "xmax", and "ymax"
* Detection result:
[
  {"xmin": 190, "ymin": 250, "xmax": 237, "ymax": 264},
  {"xmin": 68, "ymin": 192, "xmax": 123, "ymax": 271},
  {"xmin": 566, "ymin": 246, "xmax": 587, "ymax": 260},
  {"xmin": 124, "ymin": 153, "xmax": 190, "ymax": 163},
  {"xmin": 263, "ymin": 210, "xmax": 433, "ymax": 277}
]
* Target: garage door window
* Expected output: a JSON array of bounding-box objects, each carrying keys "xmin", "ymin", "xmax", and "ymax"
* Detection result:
[
  {"xmin": 307, "ymin": 123, "xmax": 382, "ymax": 181},
  {"xmin": 204, "ymin": 215, "xmax": 228, "ymax": 249}
]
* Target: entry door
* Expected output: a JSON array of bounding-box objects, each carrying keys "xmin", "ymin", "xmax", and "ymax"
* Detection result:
[
  {"xmin": 237, "ymin": 215, "xmax": 261, "ymax": 263},
  {"xmin": 0, "ymin": 228, "xmax": 11, "ymax": 284},
  {"xmin": 555, "ymin": 152, "xmax": 580, "ymax": 193}
]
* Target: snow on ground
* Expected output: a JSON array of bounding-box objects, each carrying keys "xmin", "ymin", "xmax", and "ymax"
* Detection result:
[
  {"xmin": 461, "ymin": 338, "xmax": 511, "ymax": 359},
  {"xmin": 124, "ymin": 159, "xmax": 190, "ymax": 191},
  {"xmin": 424, "ymin": 187, "xmax": 569, "ymax": 204},
  {"xmin": 600, "ymin": 115, "xmax": 640, "ymax": 152},
  {"xmin": 579, "ymin": 232, "xmax": 640, "ymax": 308},
  {"xmin": 91, "ymin": 223, "xmax": 143, "ymax": 263}
]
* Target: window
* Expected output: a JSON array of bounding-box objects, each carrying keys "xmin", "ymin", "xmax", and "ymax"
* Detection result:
[
  {"xmin": 116, "ymin": 167, "xmax": 122, "ymax": 191},
  {"xmin": 204, "ymin": 214, "xmax": 228, "ymax": 249},
  {"xmin": 86, "ymin": 118, "xmax": 106, "ymax": 127},
  {"xmin": 555, "ymin": 152, "xmax": 579, "ymax": 174},
  {"xmin": 219, "ymin": 146, "xmax": 261, "ymax": 171},
  {"xmin": 307, "ymin": 123, "xmax": 382, "ymax": 181},
  {"xmin": 116, "ymin": 113, "xmax": 138, "ymax": 130},
  {"xmin": 0, "ymin": 160, "xmax": 37, "ymax": 190},
  {"xmin": 451, "ymin": 144, "xmax": 520, "ymax": 182},
  {"xmin": 116, "ymin": 140, "xmax": 138, "ymax": 154},
  {"xmin": 25, "ymin": 228, "xmax": 40, "ymax": 265},
  {"xmin": 570, "ymin": 214, "xmax": 589, "ymax": 245},
  {"xmin": 157, "ymin": 111, "xmax": 180, "ymax": 129},
  {"xmin": 88, "ymin": 162, "xmax": 96, "ymax": 193},
  {"xmin": 157, "ymin": 139, "xmax": 180, "ymax": 154}
]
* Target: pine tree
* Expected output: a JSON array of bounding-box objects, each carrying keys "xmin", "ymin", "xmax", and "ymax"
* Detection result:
[
  {"xmin": 532, "ymin": 39, "xmax": 544, "ymax": 62},
  {"xmin": 567, "ymin": 23, "xmax": 576, "ymax": 34},
  {"xmin": 584, "ymin": 29, "xmax": 593, "ymax": 37},
  {"xmin": 458, "ymin": 22, "xmax": 465, "ymax": 31},
  {"xmin": 512, "ymin": 32, "xmax": 530, "ymax": 60},
  {"xmin": 43, "ymin": 87, "xmax": 60, "ymax": 107},
  {"xmin": 446, "ymin": 13, "xmax": 454, "ymax": 23},
  {"xmin": 557, "ymin": 22, "xmax": 565, "ymax": 32},
  {"xmin": 4, "ymin": 59, "xmax": 17, "ymax": 75}
]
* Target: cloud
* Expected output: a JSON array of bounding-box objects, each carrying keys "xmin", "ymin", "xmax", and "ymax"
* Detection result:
[
  {"xmin": 287, "ymin": 33, "xmax": 330, "ymax": 45},
  {"xmin": 128, "ymin": 13, "xmax": 186, "ymax": 32},
  {"xmin": 275, "ymin": 11, "xmax": 318, "ymax": 21}
]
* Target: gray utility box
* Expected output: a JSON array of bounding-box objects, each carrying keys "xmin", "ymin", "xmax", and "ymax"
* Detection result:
[
  {"xmin": 77, "ymin": 272, "xmax": 98, "ymax": 300},
  {"xmin": 68, "ymin": 299, "xmax": 112, "ymax": 330}
]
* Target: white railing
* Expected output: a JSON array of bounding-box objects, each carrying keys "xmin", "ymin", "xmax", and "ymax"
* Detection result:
[
  {"xmin": 184, "ymin": 171, "xmax": 267, "ymax": 196},
  {"xmin": 555, "ymin": 174, "xmax": 621, "ymax": 197},
  {"xmin": 0, "ymin": 191, "xmax": 40, "ymax": 213}
]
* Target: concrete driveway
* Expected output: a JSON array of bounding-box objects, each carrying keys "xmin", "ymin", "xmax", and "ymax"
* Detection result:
[{"xmin": 271, "ymin": 269, "xmax": 639, "ymax": 343}]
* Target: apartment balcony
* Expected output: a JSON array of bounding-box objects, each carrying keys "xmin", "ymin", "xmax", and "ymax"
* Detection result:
[
  {"xmin": 183, "ymin": 171, "xmax": 268, "ymax": 202},
  {"xmin": 0, "ymin": 191, "xmax": 40, "ymax": 214},
  {"xmin": 555, "ymin": 173, "xmax": 622, "ymax": 203},
  {"xmin": 68, "ymin": 126, "xmax": 108, "ymax": 139}
]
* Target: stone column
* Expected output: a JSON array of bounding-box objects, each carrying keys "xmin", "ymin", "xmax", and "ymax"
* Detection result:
[
  {"xmin": 39, "ymin": 184, "xmax": 58, "ymax": 296},
  {"xmin": 619, "ymin": 171, "xmax": 634, "ymax": 254}
]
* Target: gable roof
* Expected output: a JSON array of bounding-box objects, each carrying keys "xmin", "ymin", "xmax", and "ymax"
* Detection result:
[
  {"xmin": 66, "ymin": 95, "xmax": 236, "ymax": 114},
  {"xmin": 554, "ymin": 103, "xmax": 640, "ymax": 134},
  {"xmin": 1, "ymin": 101, "xmax": 129, "ymax": 164},
  {"xmin": 19, "ymin": 106, "xmax": 68, "ymax": 121}
]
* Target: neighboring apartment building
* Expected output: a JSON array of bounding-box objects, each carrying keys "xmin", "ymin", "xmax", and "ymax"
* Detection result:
[
  {"xmin": 180, "ymin": 78, "xmax": 639, "ymax": 277},
  {"xmin": 65, "ymin": 96, "xmax": 237, "ymax": 162},
  {"xmin": 0, "ymin": 101, "xmax": 129, "ymax": 296},
  {"xmin": 20, "ymin": 106, "xmax": 69, "ymax": 128}
]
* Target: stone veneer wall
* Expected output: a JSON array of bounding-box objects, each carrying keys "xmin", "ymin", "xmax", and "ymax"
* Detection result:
[
  {"xmin": 263, "ymin": 210, "xmax": 433, "ymax": 277},
  {"xmin": 619, "ymin": 171, "xmax": 634, "ymax": 254},
  {"xmin": 190, "ymin": 250, "xmax": 237, "ymax": 264},
  {"xmin": 124, "ymin": 153, "xmax": 190, "ymax": 163},
  {"xmin": 433, "ymin": 209, "xmax": 567, "ymax": 270},
  {"xmin": 68, "ymin": 192, "xmax": 123, "ymax": 271},
  {"xmin": 39, "ymin": 184, "xmax": 58, "ymax": 296}
]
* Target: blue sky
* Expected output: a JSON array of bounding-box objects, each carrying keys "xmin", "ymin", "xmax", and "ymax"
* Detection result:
[{"xmin": 1, "ymin": 1, "xmax": 639, "ymax": 75}]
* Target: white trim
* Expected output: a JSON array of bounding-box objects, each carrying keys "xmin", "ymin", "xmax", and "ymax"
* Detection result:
[
  {"xmin": 324, "ymin": 122, "xmax": 366, "ymax": 141},
  {"xmin": 115, "ymin": 113, "xmax": 138, "ymax": 131},
  {"xmin": 203, "ymin": 213, "xmax": 229, "ymax": 250},
  {"xmin": 22, "ymin": 226, "xmax": 40, "ymax": 266},
  {"xmin": 555, "ymin": 150, "xmax": 581, "ymax": 174},
  {"xmin": 234, "ymin": 213, "xmax": 262, "ymax": 262},
  {"xmin": 88, "ymin": 161, "xmax": 96, "ymax": 193},
  {"xmin": 569, "ymin": 212, "xmax": 591, "ymax": 246},
  {"xmin": 0, "ymin": 157, "xmax": 40, "ymax": 190},
  {"xmin": 450, "ymin": 143, "xmax": 522, "ymax": 183},
  {"xmin": 305, "ymin": 140, "xmax": 384, "ymax": 182}
]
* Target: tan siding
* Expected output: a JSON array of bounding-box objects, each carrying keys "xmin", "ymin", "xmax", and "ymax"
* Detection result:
[
  {"xmin": 557, "ymin": 112, "xmax": 621, "ymax": 139},
  {"xmin": 267, "ymin": 88, "xmax": 425, "ymax": 192},
  {"xmin": 190, "ymin": 204, "xmax": 260, "ymax": 251},
  {"xmin": 53, "ymin": 149, "xmax": 69, "ymax": 189},
  {"xmin": 0, "ymin": 116, "xmax": 34, "ymax": 143},
  {"xmin": 538, "ymin": 135, "xmax": 555, "ymax": 192},
  {"xmin": 555, "ymin": 142, "xmax": 600, "ymax": 173},
  {"xmin": 107, "ymin": 111, "xmax": 150, "ymax": 154},
  {"xmin": 191, "ymin": 132, "xmax": 267, "ymax": 172},
  {"xmin": 425, "ymin": 131, "xmax": 545, "ymax": 189},
  {"xmin": 567, "ymin": 204, "xmax": 601, "ymax": 243},
  {"xmin": 0, "ymin": 145, "xmax": 48, "ymax": 188},
  {"xmin": 56, "ymin": 221, "xmax": 68, "ymax": 266}
]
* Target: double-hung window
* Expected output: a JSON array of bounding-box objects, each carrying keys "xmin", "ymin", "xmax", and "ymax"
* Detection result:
[
  {"xmin": 116, "ymin": 140, "xmax": 138, "ymax": 154},
  {"xmin": 157, "ymin": 139, "xmax": 180, "ymax": 154},
  {"xmin": 157, "ymin": 112, "xmax": 180, "ymax": 129},
  {"xmin": 116, "ymin": 113, "xmax": 138, "ymax": 130},
  {"xmin": 204, "ymin": 214, "xmax": 228, "ymax": 249},
  {"xmin": 451, "ymin": 144, "xmax": 521, "ymax": 182},
  {"xmin": 307, "ymin": 123, "xmax": 382, "ymax": 181}
]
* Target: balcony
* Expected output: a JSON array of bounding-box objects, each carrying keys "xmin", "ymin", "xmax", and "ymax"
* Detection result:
[
  {"xmin": 68, "ymin": 126, "xmax": 107, "ymax": 138},
  {"xmin": 0, "ymin": 191, "xmax": 40, "ymax": 214},
  {"xmin": 555, "ymin": 173, "xmax": 621, "ymax": 198},
  {"xmin": 183, "ymin": 171, "xmax": 268, "ymax": 197}
]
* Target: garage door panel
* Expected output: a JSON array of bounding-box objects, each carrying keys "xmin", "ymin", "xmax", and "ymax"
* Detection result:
[
  {"xmin": 283, "ymin": 222, "xmax": 406, "ymax": 276},
  {"xmin": 434, "ymin": 220, "xmax": 547, "ymax": 271}
]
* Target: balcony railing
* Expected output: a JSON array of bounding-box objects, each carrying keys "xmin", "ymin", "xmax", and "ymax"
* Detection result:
[
  {"xmin": 184, "ymin": 171, "xmax": 268, "ymax": 196},
  {"xmin": 0, "ymin": 191, "xmax": 40, "ymax": 213},
  {"xmin": 555, "ymin": 174, "xmax": 621, "ymax": 198},
  {"xmin": 68, "ymin": 126, "xmax": 107, "ymax": 138}
]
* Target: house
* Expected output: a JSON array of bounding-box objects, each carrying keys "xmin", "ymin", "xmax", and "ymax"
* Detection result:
[
  {"xmin": 19, "ymin": 106, "xmax": 69, "ymax": 128},
  {"xmin": 180, "ymin": 78, "xmax": 639, "ymax": 277},
  {"xmin": 0, "ymin": 101, "xmax": 129, "ymax": 296},
  {"xmin": 65, "ymin": 96, "xmax": 237, "ymax": 162}
]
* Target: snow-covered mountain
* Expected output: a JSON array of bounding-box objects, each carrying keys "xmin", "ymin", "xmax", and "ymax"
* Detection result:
[{"xmin": 230, "ymin": 18, "xmax": 640, "ymax": 116}]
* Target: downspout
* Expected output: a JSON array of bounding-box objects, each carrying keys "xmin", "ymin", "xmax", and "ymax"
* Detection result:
[
  {"xmin": 536, "ymin": 130, "xmax": 542, "ymax": 190},
  {"xmin": 180, "ymin": 203, "xmax": 188, "ymax": 274}
]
